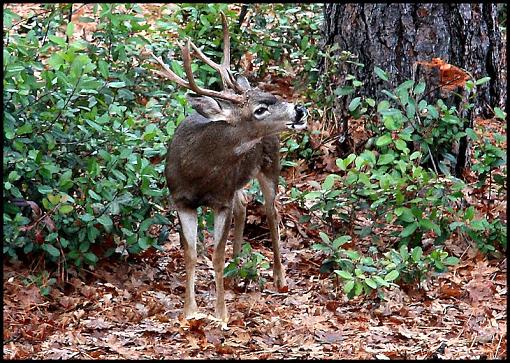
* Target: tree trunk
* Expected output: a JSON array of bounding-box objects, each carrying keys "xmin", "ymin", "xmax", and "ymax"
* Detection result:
[
  {"xmin": 320, "ymin": 3, "xmax": 506, "ymax": 175},
  {"xmin": 321, "ymin": 3, "xmax": 505, "ymax": 116}
]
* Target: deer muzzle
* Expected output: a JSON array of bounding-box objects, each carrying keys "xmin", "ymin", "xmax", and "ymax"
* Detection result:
[{"xmin": 287, "ymin": 104, "xmax": 308, "ymax": 130}]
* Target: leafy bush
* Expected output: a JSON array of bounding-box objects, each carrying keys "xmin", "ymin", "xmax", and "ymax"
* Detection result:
[
  {"xmin": 312, "ymin": 232, "xmax": 459, "ymax": 298},
  {"xmin": 3, "ymin": 3, "xmax": 324, "ymax": 269},
  {"xmin": 224, "ymin": 243, "xmax": 270, "ymax": 290},
  {"xmin": 3, "ymin": 4, "xmax": 181, "ymax": 266}
]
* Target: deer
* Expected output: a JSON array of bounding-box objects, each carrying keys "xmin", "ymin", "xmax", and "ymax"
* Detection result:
[{"xmin": 148, "ymin": 13, "xmax": 307, "ymax": 323}]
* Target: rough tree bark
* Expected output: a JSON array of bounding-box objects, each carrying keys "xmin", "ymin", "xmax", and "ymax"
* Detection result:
[{"xmin": 320, "ymin": 3, "xmax": 506, "ymax": 176}]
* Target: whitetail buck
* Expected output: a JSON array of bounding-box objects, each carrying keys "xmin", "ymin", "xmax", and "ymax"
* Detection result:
[{"xmin": 149, "ymin": 13, "xmax": 307, "ymax": 323}]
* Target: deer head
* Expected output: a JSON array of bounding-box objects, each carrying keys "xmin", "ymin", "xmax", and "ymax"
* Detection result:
[{"xmin": 148, "ymin": 12, "xmax": 307, "ymax": 135}]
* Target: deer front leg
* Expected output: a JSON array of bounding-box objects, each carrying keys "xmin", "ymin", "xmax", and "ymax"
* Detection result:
[
  {"xmin": 177, "ymin": 208, "xmax": 199, "ymax": 319},
  {"xmin": 232, "ymin": 190, "xmax": 247, "ymax": 257},
  {"xmin": 257, "ymin": 173, "xmax": 287, "ymax": 289},
  {"xmin": 213, "ymin": 206, "xmax": 233, "ymax": 322}
]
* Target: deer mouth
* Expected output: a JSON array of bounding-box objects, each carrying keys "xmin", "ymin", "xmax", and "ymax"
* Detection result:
[{"xmin": 286, "ymin": 105, "xmax": 308, "ymax": 130}]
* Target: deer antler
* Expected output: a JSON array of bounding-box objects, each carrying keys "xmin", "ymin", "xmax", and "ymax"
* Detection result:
[{"xmin": 148, "ymin": 12, "xmax": 245, "ymax": 103}]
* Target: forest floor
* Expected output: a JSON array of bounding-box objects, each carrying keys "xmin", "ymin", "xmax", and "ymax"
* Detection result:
[
  {"xmin": 3, "ymin": 3, "xmax": 507, "ymax": 360},
  {"xmin": 3, "ymin": 222, "xmax": 507, "ymax": 359}
]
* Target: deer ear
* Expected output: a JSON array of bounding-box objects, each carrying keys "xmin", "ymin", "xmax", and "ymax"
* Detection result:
[
  {"xmin": 236, "ymin": 75, "xmax": 251, "ymax": 91},
  {"xmin": 186, "ymin": 95, "xmax": 232, "ymax": 122}
]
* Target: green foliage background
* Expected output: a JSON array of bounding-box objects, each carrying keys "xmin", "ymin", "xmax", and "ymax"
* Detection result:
[{"xmin": 3, "ymin": 3, "xmax": 322, "ymax": 267}]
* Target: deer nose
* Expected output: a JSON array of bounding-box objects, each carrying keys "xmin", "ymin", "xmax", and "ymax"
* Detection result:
[{"xmin": 295, "ymin": 104, "xmax": 307, "ymax": 124}]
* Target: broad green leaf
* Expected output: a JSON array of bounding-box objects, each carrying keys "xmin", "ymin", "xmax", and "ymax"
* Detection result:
[
  {"xmin": 43, "ymin": 243, "xmax": 60, "ymax": 257},
  {"xmin": 413, "ymin": 81, "xmax": 426, "ymax": 95},
  {"xmin": 332, "ymin": 235, "xmax": 352, "ymax": 250},
  {"xmin": 343, "ymin": 280, "xmax": 355, "ymax": 293},
  {"xmin": 378, "ymin": 153, "xmax": 395, "ymax": 165},
  {"xmin": 377, "ymin": 100, "xmax": 390, "ymax": 112},
  {"xmin": 97, "ymin": 214, "xmax": 113, "ymax": 231},
  {"xmin": 400, "ymin": 222, "xmax": 418, "ymax": 237},
  {"xmin": 59, "ymin": 205, "xmax": 74, "ymax": 214},
  {"xmin": 322, "ymin": 174, "xmax": 338, "ymax": 190},
  {"xmin": 365, "ymin": 278, "xmax": 377, "ymax": 289},
  {"xmin": 319, "ymin": 231, "xmax": 331, "ymax": 244},
  {"xmin": 411, "ymin": 246, "xmax": 423, "ymax": 262},
  {"xmin": 419, "ymin": 219, "xmax": 441, "ymax": 235},
  {"xmin": 464, "ymin": 206, "xmax": 475, "ymax": 221},
  {"xmin": 394, "ymin": 139, "xmax": 407, "ymax": 151},
  {"xmin": 376, "ymin": 134, "xmax": 392, "ymax": 147},
  {"xmin": 383, "ymin": 116, "xmax": 397, "ymax": 130},
  {"xmin": 444, "ymin": 256, "xmax": 460, "ymax": 265},
  {"xmin": 66, "ymin": 22, "xmax": 75, "ymax": 37},
  {"xmin": 475, "ymin": 77, "xmax": 490, "ymax": 85},
  {"xmin": 374, "ymin": 66, "xmax": 389, "ymax": 81},
  {"xmin": 334, "ymin": 270, "xmax": 354, "ymax": 280},
  {"xmin": 384, "ymin": 269, "xmax": 399, "ymax": 281},
  {"xmin": 348, "ymin": 97, "xmax": 361, "ymax": 112},
  {"xmin": 109, "ymin": 81, "xmax": 126, "ymax": 88},
  {"xmin": 494, "ymin": 107, "xmax": 506, "ymax": 120}
]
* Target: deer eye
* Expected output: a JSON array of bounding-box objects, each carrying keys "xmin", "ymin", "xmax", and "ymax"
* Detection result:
[{"xmin": 254, "ymin": 106, "xmax": 269, "ymax": 118}]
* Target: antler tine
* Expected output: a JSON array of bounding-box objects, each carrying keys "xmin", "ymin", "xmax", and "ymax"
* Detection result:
[
  {"xmin": 181, "ymin": 40, "xmax": 244, "ymax": 103},
  {"xmin": 185, "ymin": 12, "xmax": 244, "ymax": 93},
  {"xmin": 220, "ymin": 11, "xmax": 230, "ymax": 69},
  {"xmin": 148, "ymin": 49, "xmax": 190, "ymax": 89}
]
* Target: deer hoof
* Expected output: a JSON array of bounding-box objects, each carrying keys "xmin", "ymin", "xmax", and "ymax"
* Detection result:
[{"xmin": 274, "ymin": 274, "xmax": 288, "ymax": 292}]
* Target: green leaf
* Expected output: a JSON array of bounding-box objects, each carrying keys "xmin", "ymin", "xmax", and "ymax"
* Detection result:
[
  {"xmin": 374, "ymin": 66, "xmax": 389, "ymax": 81},
  {"xmin": 376, "ymin": 134, "xmax": 393, "ymax": 147},
  {"xmin": 377, "ymin": 100, "xmax": 390, "ymax": 112},
  {"xmin": 419, "ymin": 219, "xmax": 441, "ymax": 235},
  {"xmin": 80, "ymin": 213, "xmax": 95, "ymax": 223},
  {"xmin": 348, "ymin": 97, "xmax": 361, "ymax": 112},
  {"xmin": 109, "ymin": 81, "xmax": 126, "ymax": 88},
  {"xmin": 384, "ymin": 269, "xmax": 399, "ymax": 281},
  {"xmin": 413, "ymin": 81, "xmax": 426, "ymax": 95},
  {"xmin": 399, "ymin": 245, "xmax": 409, "ymax": 261},
  {"xmin": 334, "ymin": 270, "xmax": 354, "ymax": 280},
  {"xmin": 43, "ymin": 243, "xmax": 60, "ymax": 257},
  {"xmin": 319, "ymin": 232, "xmax": 331, "ymax": 244},
  {"xmin": 475, "ymin": 77, "xmax": 490, "ymax": 85},
  {"xmin": 444, "ymin": 256, "xmax": 459, "ymax": 266},
  {"xmin": 400, "ymin": 222, "xmax": 418, "ymax": 237},
  {"xmin": 394, "ymin": 139, "xmax": 407, "ymax": 151},
  {"xmin": 383, "ymin": 116, "xmax": 397, "ymax": 130},
  {"xmin": 58, "ymin": 205, "xmax": 74, "ymax": 214},
  {"xmin": 365, "ymin": 278, "xmax": 377, "ymax": 289},
  {"xmin": 322, "ymin": 174, "xmax": 338, "ymax": 190},
  {"xmin": 464, "ymin": 206, "xmax": 475, "ymax": 221},
  {"xmin": 378, "ymin": 153, "xmax": 395, "ymax": 165},
  {"xmin": 97, "ymin": 214, "xmax": 113, "ymax": 231},
  {"xmin": 66, "ymin": 22, "xmax": 75, "ymax": 37},
  {"xmin": 16, "ymin": 123, "xmax": 32, "ymax": 135},
  {"xmin": 332, "ymin": 235, "xmax": 352, "ymax": 249},
  {"xmin": 494, "ymin": 107, "xmax": 506, "ymax": 120},
  {"xmin": 465, "ymin": 128, "xmax": 478, "ymax": 141},
  {"xmin": 411, "ymin": 246, "xmax": 423, "ymax": 262},
  {"xmin": 83, "ymin": 252, "xmax": 98, "ymax": 264},
  {"xmin": 343, "ymin": 280, "xmax": 355, "ymax": 294},
  {"xmin": 410, "ymin": 151, "xmax": 422, "ymax": 160}
]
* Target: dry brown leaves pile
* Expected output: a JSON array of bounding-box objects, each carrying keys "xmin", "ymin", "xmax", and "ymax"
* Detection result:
[{"xmin": 3, "ymin": 231, "xmax": 507, "ymax": 359}]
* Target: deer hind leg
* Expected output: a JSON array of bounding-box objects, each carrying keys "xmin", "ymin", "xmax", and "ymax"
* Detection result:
[
  {"xmin": 177, "ymin": 207, "xmax": 199, "ymax": 319},
  {"xmin": 212, "ymin": 206, "xmax": 233, "ymax": 322},
  {"xmin": 257, "ymin": 173, "xmax": 287, "ymax": 289},
  {"xmin": 232, "ymin": 190, "xmax": 247, "ymax": 257}
]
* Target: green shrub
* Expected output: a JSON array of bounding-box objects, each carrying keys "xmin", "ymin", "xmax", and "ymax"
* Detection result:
[
  {"xmin": 3, "ymin": 4, "xmax": 180, "ymax": 265},
  {"xmin": 224, "ymin": 243, "xmax": 270, "ymax": 290}
]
